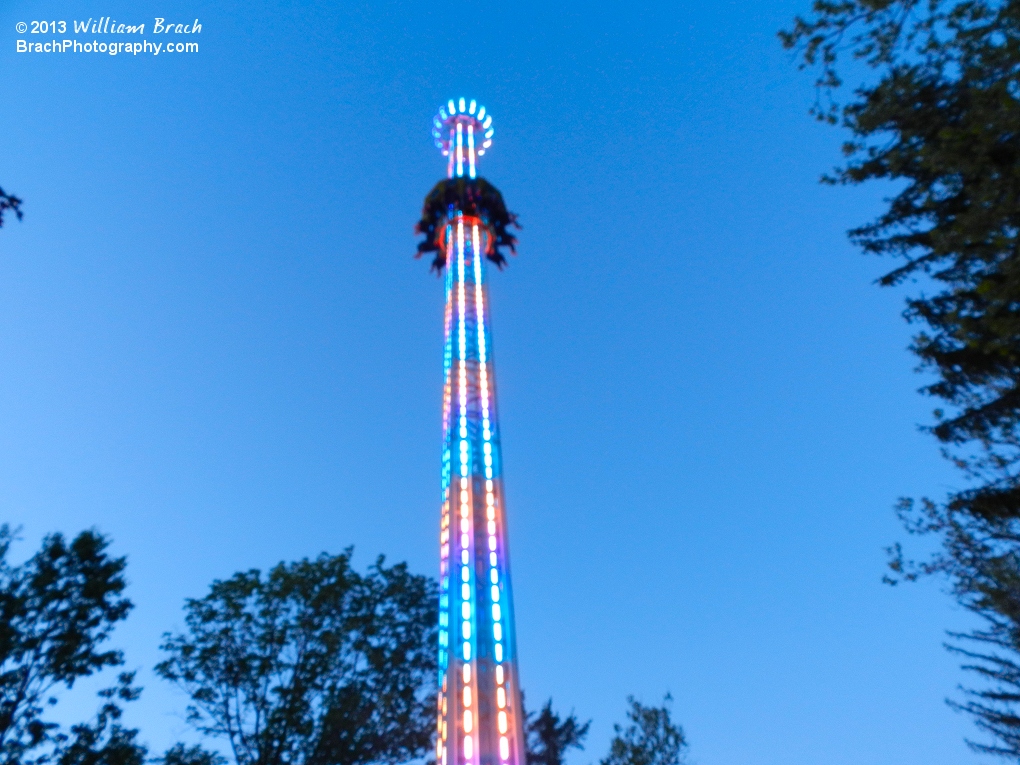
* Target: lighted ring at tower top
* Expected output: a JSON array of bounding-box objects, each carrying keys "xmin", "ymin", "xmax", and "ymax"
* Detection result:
[{"xmin": 432, "ymin": 97, "xmax": 495, "ymax": 180}]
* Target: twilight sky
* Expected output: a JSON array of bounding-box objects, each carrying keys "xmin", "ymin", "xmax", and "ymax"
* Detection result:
[{"xmin": 0, "ymin": 1, "xmax": 978, "ymax": 763}]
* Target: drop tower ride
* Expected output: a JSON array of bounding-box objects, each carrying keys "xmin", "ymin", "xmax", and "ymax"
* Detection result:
[{"xmin": 415, "ymin": 98, "xmax": 524, "ymax": 765}]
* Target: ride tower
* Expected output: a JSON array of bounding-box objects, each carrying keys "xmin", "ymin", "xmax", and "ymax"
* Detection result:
[{"xmin": 415, "ymin": 98, "xmax": 524, "ymax": 765}]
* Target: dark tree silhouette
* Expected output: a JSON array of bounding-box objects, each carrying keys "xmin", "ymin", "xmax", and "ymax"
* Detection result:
[
  {"xmin": 53, "ymin": 674, "xmax": 145, "ymax": 765},
  {"xmin": 0, "ymin": 525, "xmax": 144, "ymax": 765},
  {"xmin": 524, "ymin": 696, "xmax": 589, "ymax": 765},
  {"xmin": 600, "ymin": 696, "xmax": 686, "ymax": 765},
  {"xmin": 156, "ymin": 549, "xmax": 437, "ymax": 765},
  {"xmin": 0, "ymin": 187, "xmax": 22, "ymax": 228},
  {"xmin": 783, "ymin": 0, "xmax": 1020, "ymax": 755},
  {"xmin": 159, "ymin": 743, "xmax": 226, "ymax": 765}
]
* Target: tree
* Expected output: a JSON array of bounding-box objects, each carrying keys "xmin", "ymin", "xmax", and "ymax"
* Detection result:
[
  {"xmin": 781, "ymin": 0, "xmax": 1020, "ymax": 755},
  {"xmin": 0, "ymin": 187, "xmax": 21, "ymax": 228},
  {"xmin": 523, "ymin": 696, "xmax": 589, "ymax": 765},
  {"xmin": 159, "ymin": 743, "xmax": 226, "ymax": 765},
  {"xmin": 53, "ymin": 674, "xmax": 146, "ymax": 765},
  {"xmin": 600, "ymin": 696, "xmax": 685, "ymax": 765},
  {"xmin": 155, "ymin": 550, "xmax": 437, "ymax": 765},
  {"xmin": 0, "ymin": 525, "xmax": 144, "ymax": 765}
]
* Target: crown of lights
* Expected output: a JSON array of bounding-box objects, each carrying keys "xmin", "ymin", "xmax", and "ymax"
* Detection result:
[{"xmin": 432, "ymin": 98, "xmax": 494, "ymax": 179}]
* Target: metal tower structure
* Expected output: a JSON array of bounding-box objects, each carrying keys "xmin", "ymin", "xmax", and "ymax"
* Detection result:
[{"xmin": 418, "ymin": 98, "xmax": 525, "ymax": 765}]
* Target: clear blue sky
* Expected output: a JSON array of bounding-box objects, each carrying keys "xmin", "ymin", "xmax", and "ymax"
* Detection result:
[{"xmin": 0, "ymin": 1, "xmax": 980, "ymax": 763}]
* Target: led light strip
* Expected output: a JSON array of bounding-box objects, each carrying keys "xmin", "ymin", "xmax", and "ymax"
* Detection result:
[
  {"xmin": 447, "ymin": 127, "xmax": 456, "ymax": 178},
  {"xmin": 471, "ymin": 223, "xmax": 511, "ymax": 762},
  {"xmin": 442, "ymin": 244, "xmax": 454, "ymax": 438},
  {"xmin": 468, "ymin": 124, "xmax": 476, "ymax": 180},
  {"xmin": 456, "ymin": 217, "xmax": 479, "ymax": 765},
  {"xmin": 437, "ymin": 221, "xmax": 457, "ymax": 765},
  {"xmin": 456, "ymin": 123, "xmax": 464, "ymax": 179}
]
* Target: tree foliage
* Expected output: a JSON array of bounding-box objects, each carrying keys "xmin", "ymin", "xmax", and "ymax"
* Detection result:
[
  {"xmin": 156, "ymin": 550, "xmax": 437, "ymax": 765},
  {"xmin": 523, "ymin": 697, "xmax": 589, "ymax": 765},
  {"xmin": 600, "ymin": 697, "xmax": 685, "ymax": 765},
  {"xmin": 782, "ymin": 0, "xmax": 1020, "ymax": 756},
  {"xmin": 0, "ymin": 187, "xmax": 22, "ymax": 229},
  {"xmin": 53, "ymin": 674, "xmax": 145, "ymax": 765},
  {"xmin": 159, "ymin": 743, "xmax": 226, "ymax": 765},
  {"xmin": 0, "ymin": 525, "xmax": 142, "ymax": 765}
]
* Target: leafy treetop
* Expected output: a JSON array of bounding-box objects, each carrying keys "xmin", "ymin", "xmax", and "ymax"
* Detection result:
[
  {"xmin": 600, "ymin": 696, "xmax": 686, "ymax": 765},
  {"xmin": 156, "ymin": 549, "xmax": 438, "ymax": 765},
  {"xmin": 0, "ymin": 525, "xmax": 143, "ymax": 765}
]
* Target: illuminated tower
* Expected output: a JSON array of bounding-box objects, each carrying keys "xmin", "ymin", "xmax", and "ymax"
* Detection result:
[{"xmin": 416, "ymin": 98, "xmax": 524, "ymax": 765}]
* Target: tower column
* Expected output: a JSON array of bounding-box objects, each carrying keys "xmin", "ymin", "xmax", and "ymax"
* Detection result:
[
  {"xmin": 421, "ymin": 99, "xmax": 521, "ymax": 765},
  {"xmin": 437, "ymin": 212, "xmax": 524, "ymax": 765}
]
